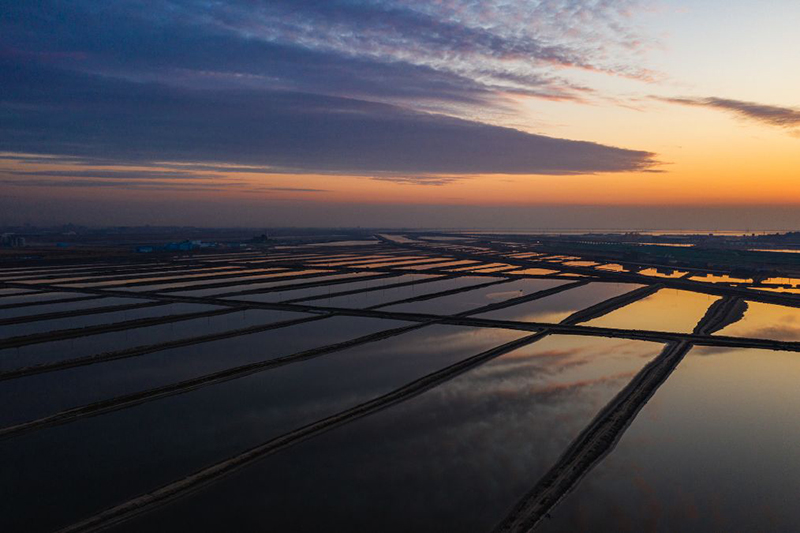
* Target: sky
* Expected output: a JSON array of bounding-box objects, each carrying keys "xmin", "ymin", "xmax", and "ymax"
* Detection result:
[{"xmin": 1, "ymin": 0, "xmax": 799, "ymax": 229}]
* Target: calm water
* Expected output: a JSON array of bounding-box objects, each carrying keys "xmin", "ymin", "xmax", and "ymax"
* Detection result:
[
  {"xmin": 303, "ymin": 275, "xmax": 497, "ymax": 309},
  {"xmin": 537, "ymin": 345, "xmax": 800, "ymax": 533},
  {"xmin": 717, "ymin": 300, "xmax": 800, "ymax": 341},
  {"xmin": 0, "ymin": 288, "xmax": 39, "ymax": 297},
  {"xmin": 0, "ymin": 324, "xmax": 524, "ymax": 532},
  {"xmin": 7, "ymin": 241, "xmax": 800, "ymax": 533},
  {"xmin": 108, "ymin": 335, "xmax": 665, "ymax": 533},
  {"xmin": 229, "ymin": 273, "xmax": 437, "ymax": 304},
  {"xmin": 382, "ymin": 278, "xmax": 567, "ymax": 315},
  {"xmin": 0, "ymin": 302, "xmax": 216, "ymax": 338},
  {"xmin": 475, "ymin": 282, "xmax": 640, "ymax": 323},
  {"xmin": 585, "ymin": 288, "xmax": 718, "ymax": 333},
  {"xmin": 0, "ymin": 296, "xmax": 144, "ymax": 320},
  {"xmin": 0, "ymin": 291, "xmax": 87, "ymax": 306},
  {"xmin": 120, "ymin": 269, "xmax": 331, "ymax": 292},
  {"xmin": 174, "ymin": 271, "xmax": 378, "ymax": 297},
  {"xmin": 0, "ymin": 308, "xmax": 305, "ymax": 371},
  {"xmin": 0, "ymin": 314, "xmax": 381, "ymax": 427}
]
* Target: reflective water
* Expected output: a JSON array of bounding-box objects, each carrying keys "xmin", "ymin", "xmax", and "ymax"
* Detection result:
[
  {"xmin": 383, "ymin": 278, "xmax": 568, "ymax": 315},
  {"xmin": 638, "ymin": 268, "xmax": 688, "ymax": 279},
  {"xmin": 596, "ymin": 263, "xmax": 626, "ymax": 272},
  {"xmin": 109, "ymin": 335, "xmax": 664, "ymax": 533},
  {"xmin": 0, "ymin": 296, "xmax": 143, "ymax": 320},
  {"xmin": 378, "ymin": 234, "xmax": 418, "ymax": 243},
  {"xmin": 67, "ymin": 266, "xmax": 269, "ymax": 288},
  {"xmin": 584, "ymin": 289, "xmax": 718, "ymax": 333},
  {"xmin": 0, "ymin": 308, "xmax": 307, "ymax": 372},
  {"xmin": 304, "ymin": 254, "xmax": 399, "ymax": 265},
  {"xmin": 507, "ymin": 252, "xmax": 544, "ymax": 258},
  {"xmin": 0, "ymin": 288, "xmax": 38, "ymax": 297},
  {"xmin": 0, "ymin": 315, "xmax": 391, "ymax": 427},
  {"xmin": 753, "ymin": 286, "xmax": 800, "ymax": 294},
  {"xmin": 304, "ymin": 276, "xmax": 498, "ymax": 309},
  {"xmin": 307, "ymin": 255, "xmax": 416, "ymax": 267},
  {"xmin": 474, "ymin": 283, "xmax": 640, "ymax": 324},
  {"xmin": 537, "ymin": 345, "xmax": 800, "ymax": 533},
  {"xmin": 228, "ymin": 274, "xmax": 436, "ymax": 304},
  {"xmin": 507, "ymin": 268, "xmax": 560, "ymax": 275},
  {"xmin": 173, "ymin": 271, "xmax": 376, "ymax": 297},
  {"xmin": 761, "ymin": 276, "xmax": 800, "ymax": 287},
  {"xmin": 689, "ymin": 273, "xmax": 752, "ymax": 284},
  {"xmin": 717, "ymin": 301, "xmax": 800, "ymax": 341},
  {"xmin": 0, "ymin": 324, "xmax": 525, "ymax": 532},
  {"xmin": 398, "ymin": 260, "xmax": 479, "ymax": 270},
  {"xmin": 562, "ymin": 260, "xmax": 599, "ymax": 267},
  {"xmin": 0, "ymin": 302, "xmax": 216, "ymax": 338},
  {"xmin": 358, "ymin": 258, "xmax": 449, "ymax": 269},
  {"xmin": 0, "ymin": 291, "xmax": 85, "ymax": 306},
  {"xmin": 447, "ymin": 262, "xmax": 506, "ymax": 271},
  {"xmin": 120, "ymin": 269, "xmax": 332, "ymax": 292},
  {"xmin": 471, "ymin": 265, "xmax": 518, "ymax": 273}
]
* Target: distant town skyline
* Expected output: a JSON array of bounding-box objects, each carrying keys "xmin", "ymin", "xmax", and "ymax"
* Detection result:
[{"xmin": 2, "ymin": 0, "xmax": 799, "ymax": 227}]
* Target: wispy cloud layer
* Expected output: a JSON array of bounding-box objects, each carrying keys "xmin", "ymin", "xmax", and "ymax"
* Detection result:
[
  {"xmin": 662, "ymin": 96, "xmax": 800, "ymax": 131},
  {"xmin": 1, "ymin": 0, "xmax": 656, "ymax": 104},
  {"xmin": 0, "ymin": 62, "xmax": 656, "ymax": 176},
  {"xmin": 370, "ymin": 176, "xmax": 469, "ymax": 186},
  {"xmin": 0, "ymin": 0, "xmax": 659, "ymax": 181}
]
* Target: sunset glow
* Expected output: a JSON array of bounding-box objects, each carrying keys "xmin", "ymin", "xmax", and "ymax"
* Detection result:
[{"xmin": 2, "ymin": 1, "xmax": 799, "ymax": 228}]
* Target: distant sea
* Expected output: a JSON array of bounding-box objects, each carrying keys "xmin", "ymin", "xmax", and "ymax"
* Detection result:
[{"xmin": 443, "ymin": 229, "xmax": 793, "ymax": 236}]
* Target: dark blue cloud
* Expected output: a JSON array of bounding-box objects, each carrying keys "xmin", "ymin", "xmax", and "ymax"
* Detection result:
[
  {"xmin": 661, "ymin": 96, "xmax": 800, "ymax": 130},
  {"xmin": 0, "ymin": 0, "xmax": 658, "ymax": 177},
  {"xmin": 5, "ymin": 169, "xmax": 217, "ymax": 180},
  {"xmin": 1, "ymin": 0, "xmax": 651, "ymax": 101},
  {"xmin": 370, "ymin": 176, "xmax": 469, "ymax": 186},
  {"xmin": 0, "ymin": 60, "xmax": 655, "ymax": 175},
  {"xmin": 0, "ymin": 179, "xmax": 230, "ymax": 192}
]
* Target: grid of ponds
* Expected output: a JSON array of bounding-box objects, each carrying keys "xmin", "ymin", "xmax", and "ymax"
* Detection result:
[{"xmin": 3, "ymin": 238, "xmax": 800, "ymax": 533}]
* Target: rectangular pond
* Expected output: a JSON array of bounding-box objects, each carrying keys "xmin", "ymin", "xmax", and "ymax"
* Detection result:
[
  {"xmin": 107, "ymin": 334, "xmax": 665, "ymax": 533},
  {"xmin": 535, "ymin": 344, "xmax": 800, "ymax": 533},
  {"xmin": 381, "ymin": 278, "xmax": 569, "ymax": 315},
  {"xmin": 0, "ymin": 296, "xmax": 146, "ymax": 321},
  {"xmin": 716, "ymin": 300, "xmax": 800, "ymax": 341},
  {"xmin": 0, "ymin": 301, "xmax": 216, "ymax": 339},
  {"xmin": 118, "ymin": 269, "xmax": 332, "ymax": 293},
  {"xmin": 0, "ymin": 315, "xmax": 397, "ymax": 428},
  {"xmin": 0, "ymin": 308, "xmax": 308, "ymax": 372},
  {"xmin": 173, "ymin": 271, "xmax": 379, "ymax": 298},
  {"xmin": 584, "ymin": 288, "xmax": 718, "ymax": 333},
  {"xmin": 302, "ymin": 275, "xmax": 499, "ymax": 309},
  {"xmin": 0, "ymin": 324, "xmax": 527, "ymax": 532},
  {"xmin": 0, "ymin": 291, "xmax": 88, "ymax": 306},
  {"xmin": 474, "ymin": 282, "xmax": 640, "ymax": 324},
  {"xmin": 228, "ymin": 274, "xmax": 436, "ymax": 304}
]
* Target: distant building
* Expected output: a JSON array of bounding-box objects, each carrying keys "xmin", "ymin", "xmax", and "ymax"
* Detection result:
[
  {"xmin": 0, "ymin": 233, "xmax": 26, "ymax": 248},
  {"xmin": 165, "ymin": 240, "xmax": 201, "ymax": 251}
]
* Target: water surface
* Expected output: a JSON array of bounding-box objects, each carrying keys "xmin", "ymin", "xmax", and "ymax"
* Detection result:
[
  {"xmin": 537, "ymin": 345, "xmax": 800, "ymax": 533},
  {"xmin": 0, "ymin": 308, "xmax": 305, "ymax": 371},
  {"xmin": 474, "ymin": 282, "xmax": 640, "ymax": 324},
  {"xmin": 382, "ymin": 278, "xmax": 567, "ymax": 315},
  {"xmin": 584, "ymin": 289, "xmax": 718, "ymax": 333},
  {"xmin": 304, "ymin": 275, "xmax": 496, "ymax": 309},
  {"xmin": 108, "ymin": 335, "xmax": 664, "ymax": 533},
  {"xmin": 717, "ymin": 300, "xmax": 800, "ymax": 341},
  {"xmin": 0, "ymin": 324, "xmax": 524, "ymax": 532}
]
